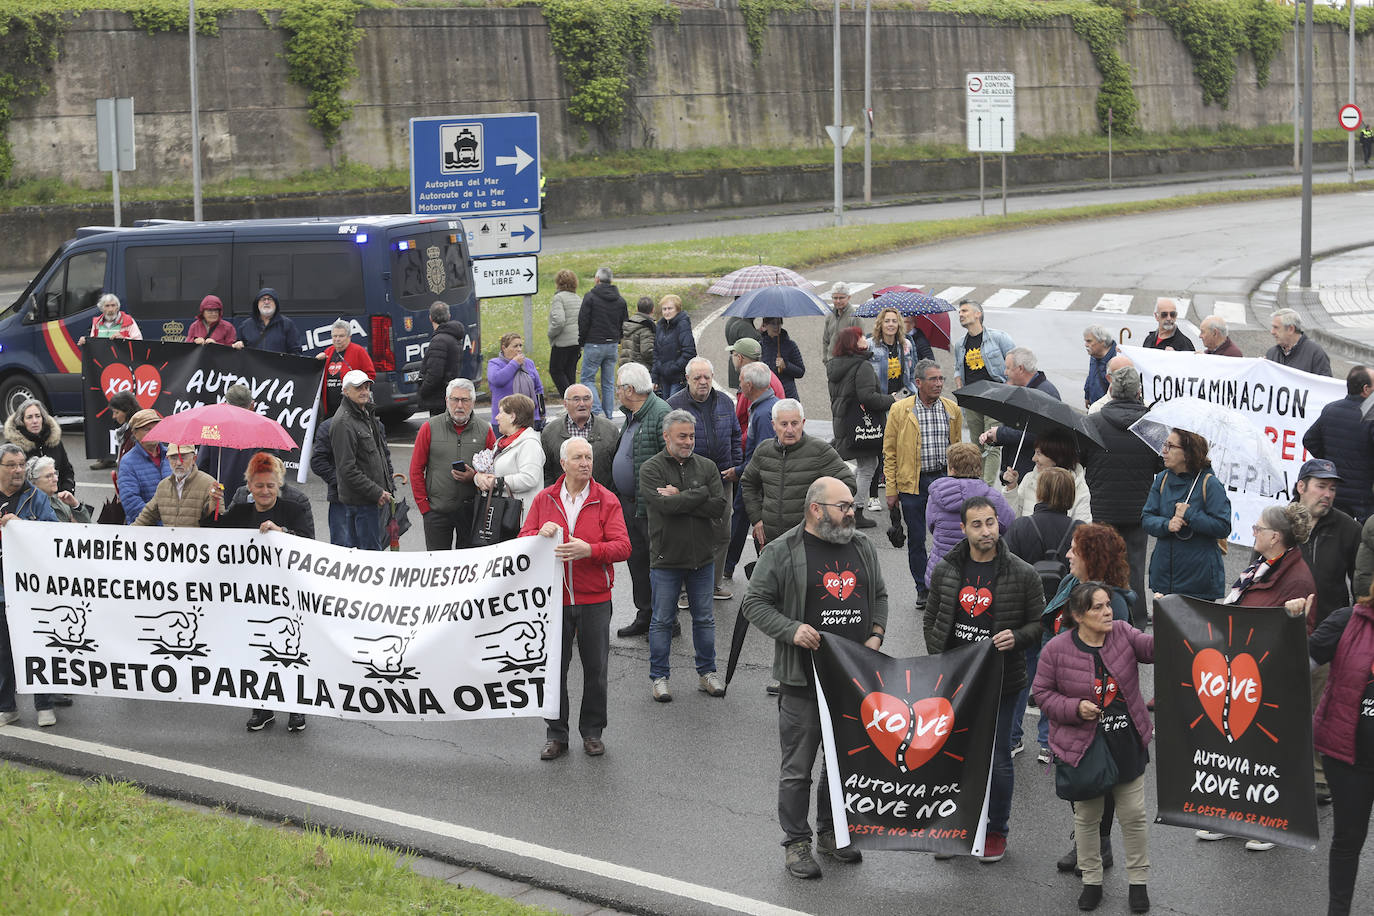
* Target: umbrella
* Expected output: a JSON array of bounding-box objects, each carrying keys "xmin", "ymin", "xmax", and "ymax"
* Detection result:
[
  {"xmin": 145, "ymin": 403, "xmax": 296, "ymax": 451},
  {"xmin": 708, "ymin": 265, "xmax": 809, "ymax": 297},
  {"xmin": 862, "ymin": 285, "xmax": 954, "ymax": 350},
  {"xmin": 1128, "ymin": 398, "xmax": 1286, "ymax": 498},
  {"xmin": 953, "ymin": 381, "xmax": 1104, "ymax": 465},
  {"xmin": 721, "ymin": 285, "xmax": 829, "ymax": 319}
]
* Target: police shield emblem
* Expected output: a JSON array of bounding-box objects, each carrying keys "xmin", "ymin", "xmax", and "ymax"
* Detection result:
[{"xmin": 426, "ymin": 245, "xmax": 445, "ymax": 294}]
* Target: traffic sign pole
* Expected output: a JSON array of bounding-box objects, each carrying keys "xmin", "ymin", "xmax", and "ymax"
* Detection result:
[{"xmin": 1340, "ymin": 103, "xmax": 1362, "ymax": 186}]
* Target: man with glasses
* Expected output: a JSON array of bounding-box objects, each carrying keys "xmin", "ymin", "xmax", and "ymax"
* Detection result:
[
  {"xmin": 541, "ymin": 383, "xmax": 617, "ymax": 488},
  {"xmin": 0, "ymin": 443, "xmax": 58, "ymax": 727},
  {"xmin": 409, "ymin": 378, "xmax": 496, "ymax": 551},
  {"xmin": 742, "ymin": 476, "xmax": 888, "ymax": 879},
  {"xmin": 1142, "ymin": 298, "xmax": 1195, "ymax": 351}
]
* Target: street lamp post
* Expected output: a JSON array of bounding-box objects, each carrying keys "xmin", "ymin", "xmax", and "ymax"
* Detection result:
[
  {"xmin": 832, "ymin": 0, "xmax": 843, "ymax": 226},
  {"xmin": 863, "ymin": 0, "xmax": 872, "ymax": 204},
  {"xmin": 1301, "ymin": 0, "xmax": 1314, "ymax": 287}
]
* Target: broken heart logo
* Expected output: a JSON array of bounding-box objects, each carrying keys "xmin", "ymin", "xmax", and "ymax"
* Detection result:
[
  {"xmin": 99, "ymin": 361, "xmax": 163, "ymax": 408},
  {"xmin": 957, "ymin": 586, "xmax": 992, "ymax": 617},
  {"xmin": 860, "ymin": 692, "xmax": 954, "ymax": 774},
  {"xmin": 1193, "ymin": 647, "xmax": 1262, "ymax": 743},
  {"xmin": 823, "ymin": 569, "xmax": 857, "ymax": 601},
  {"xmin": 1094, "ymin": 675, "xmax": 1119, "ymax": 708}
]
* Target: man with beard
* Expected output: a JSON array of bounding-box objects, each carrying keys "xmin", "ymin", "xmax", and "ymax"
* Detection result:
[
  {"xmin": 1141, "ymin": 298, "xmax": 1195, "ymax": 351},
  {"xmin": 742, "ymin": 476, "xmax": 888, "ymax": 879},
  {"xmin": 131, "ymin": 443, "xmax": 222, "ymax": 526}
]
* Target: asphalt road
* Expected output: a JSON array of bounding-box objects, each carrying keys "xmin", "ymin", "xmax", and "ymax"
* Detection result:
[{"xmin": 5, "ymin": 179, "xmax": 1373, "ymax": 915}]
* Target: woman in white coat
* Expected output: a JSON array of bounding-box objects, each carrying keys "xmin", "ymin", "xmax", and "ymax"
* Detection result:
[
  {"xmin": 1003, "ymin": 427, "xmax": 1091, "ymax": 522},
  {"xmin": 473, "ymin": 393, "xmax": 545, "ymax": 524}
]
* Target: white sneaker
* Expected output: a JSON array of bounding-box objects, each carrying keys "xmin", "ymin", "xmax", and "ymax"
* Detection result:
[
  {"xmin": 1036, "ymin": 746, "xmax": 1052, "ymax": 764},
  {"xmin": 37, "ymin": 709, "xmax": 56, "ymax": 727},
  {"xmin": 867, "ymin": 496, "xmax": 883, "ymax": 512},
  {"xmin": 1245, "ymin": 840, "xmax": 1275, "ymax": 852},
  {"xmin": 699, "ymin": 672, "xmax": 726, "ymax": 697},
  {"xmin": 652, "ymin": 677, "xmax": 672, "ymax": 703},
  {"xmin": 0, "ymin": 710, "xmax": 18, "ymax": 726},
  {"xmin": 1195, "ymin": 830, "xmax": 1228, "ymax": 841},
  {"xmin": 1010, "ymin": 741, "xmax": 1025, "ymax": 758}
]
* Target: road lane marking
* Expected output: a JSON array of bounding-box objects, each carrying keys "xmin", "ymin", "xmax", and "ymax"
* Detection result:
[
  {"xmin": 3, "ymin": 729, "xmax": 809, "ymax": 916},
  {"xmin": 1034, "ymin": 291, "xmax": 1078, "ymax": 311},
  {"xmin": 1092, "ymin": 293, "xmax": 1132, "ymax": 313},
  {"xmin": 980, "ymin": 288, "xmax": 1028, "ymax": 310},
  {"xmin": 933, "ymin": 286, "xmax": 975, "ymax": 303}
]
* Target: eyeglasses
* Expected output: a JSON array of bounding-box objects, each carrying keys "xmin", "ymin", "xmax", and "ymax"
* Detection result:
[
  {"xmin": 1252, "ymin": 524, "xmax": 1275, "ymax": 533},
  {"xmin": 1162, "ymin": 442, "xmax": 1182, "ymax": 452},
  {"xmin": 815, "ymin": 501, "xmax": 856, "ymax": 514},
  {"xmin": 0, "ymin": 461, "xmax": 25, "ymax": 470},
  {"xmin": 1157, "ymin": 311, "xmax": 1177, "ymax": 318}
]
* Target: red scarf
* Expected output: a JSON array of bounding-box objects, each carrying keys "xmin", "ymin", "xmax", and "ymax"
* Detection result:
[{"xmin": 496, "ymin": 430, "xmax": 523, "ymax": 450}]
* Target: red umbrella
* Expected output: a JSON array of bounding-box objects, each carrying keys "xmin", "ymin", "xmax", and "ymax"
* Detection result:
[
  {"xmin": 872, "ymin": 285, "xmax": 952, "ymax": 351},
  {"xmin": 145, "ymin": 403, "xmax": 296, "ymax": 451}
]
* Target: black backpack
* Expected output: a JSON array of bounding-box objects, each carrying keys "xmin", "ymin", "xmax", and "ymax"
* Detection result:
[{"xmin": 1029, "ymin": 515, "xmax": 1080, "ymax": 602}]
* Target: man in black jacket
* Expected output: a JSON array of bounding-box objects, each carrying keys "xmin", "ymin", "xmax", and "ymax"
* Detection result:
[
  {"xmin": 1081, "ymin": 364, "xmax": 1162, "ymax": 628},
  {"xmin": 577, "ymin": 266, "xmax": 628, "ymax": 419},
  {"xmin": 1302, "ymin": 366, "xmax": 1374, "ymax": 522},
  {"xmin": 330, "ymin": 370, "xmax": 395, "ymax": 550},
  {"xmin": 417, "ymin": 301, "xmax": 467, "ymax": 416}
]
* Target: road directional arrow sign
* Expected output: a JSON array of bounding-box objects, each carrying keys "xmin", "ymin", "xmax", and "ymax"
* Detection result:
[
  {"xmin": 463, "ymin": 212, "xmax": 542, "ymax": 258},
  {"xmin": 473, "ymin": 255, "xmax": 539, "ymax": 298},
  {"xmin": 966, "ymin": 72, "xmax": 1015, "ymax": 154},
  {"xmin": 409, "ymin": 112, "xmax": 541, "ymax": 215}
]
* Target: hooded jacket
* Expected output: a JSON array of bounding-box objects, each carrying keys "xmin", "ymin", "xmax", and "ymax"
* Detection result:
[
  {"xmin": 577, "ymin": 282, "xmax": 628, "ymax": 344},
  {"xmin": 619, "ymin": 313, "xmax": 655, "ymax": 369},
  {"xmin": 236, "ymin": 288, "xmax": 303, "ymax": 354},
  {"xmin": 923, "ymin": 476, "xmax": 1015, "ymax": 586},
  {"xmin": 417, "ymin": 320, "xmax": 468, "ymax": 413},
  {"xmin": 651, "ymin": 311, "xmax": 696, "ymax": 393},
  {"xmin": 1141, "ymin": 466, "xmax": 1232, "ymax": 600},
  {"xmin": 4, "ymin": 409, "xmax": 75, "ymax": 493},
  {"xmin": 185, "ymin": 295, "xmax": 237, "ymax": 345},
  {"xmin": 1081, "ymin": 398, "xmax": 1162, "ymax": 524}
]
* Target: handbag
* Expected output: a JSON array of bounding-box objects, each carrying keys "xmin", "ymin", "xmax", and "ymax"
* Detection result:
[
  {"xmin": 532, "ymin": 391, "xmax": 547, "ymax": 432},
  {"xmin": 470, "ymin": 478, "xmax": 523, "ymax": 547},
  {"xmin": 845, "ymin": 401, "xmax": 885, "ymax": 453},
  {"xmin": 1054, "ymin": 727, "xmax": 1120, "ymax": 801}
]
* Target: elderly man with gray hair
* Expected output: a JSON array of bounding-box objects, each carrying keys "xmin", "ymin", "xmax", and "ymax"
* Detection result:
[
  {"xmin": 742, "ymin": 399, "xmax": 856, "ymax": 547},
  {"xmin": 316, "ymin": 318, "xmax": 375, "ymax": 418},
  {"xmin": 1267, "ymin": 307, "xmax": 1331, "ymax": 376},
  {"xmin": 821, "ymin": 282, "xmax": 864, "ymax": 365},
  {"xmin": 1082, "ymin": 325, "xmax": 1118, "ymax": 407},
  {"xmin": 613, "ymin": 361, "xmax": 672, "ymax": 638},
  {"xmin": 0, "ymin": 441, "xmax": 58, "ymax": 727},
  {"xmin": 1199, "ymin": 314, "xmax": 1242, "ymax": 357},
  {"xmin": 1081, "ymin": 364, "xmax": 1163, "ymax": 627},
  {"xmin": 409, "ymin": 377, "xmax": 497, "ymax": 551},
  {"xmin": 979, "ymin": 347, "xmax": 1060, "ymax": 485},
  {"xmin": 578, "ymin": 266, "xmax": 629, "ymax": 418}
]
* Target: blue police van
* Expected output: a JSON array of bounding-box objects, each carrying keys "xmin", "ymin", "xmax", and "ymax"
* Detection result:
[{"xmin": 0, "ymin": 215, "xmax": 480, "ymax": 422}]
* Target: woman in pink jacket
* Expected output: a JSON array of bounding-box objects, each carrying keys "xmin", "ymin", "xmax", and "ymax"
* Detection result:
[{"xmin": 1034, "ymin": 582, "xmax": 1155, "ymax": 914}]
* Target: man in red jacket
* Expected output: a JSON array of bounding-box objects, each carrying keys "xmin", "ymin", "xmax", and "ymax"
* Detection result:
[
  {"xmin": 521, "ymin": 437, "xmax": 631, "ymax": 761},
  {"xmin": 317, "ymin": 320, "xmax": 376, "ymax": 418}
]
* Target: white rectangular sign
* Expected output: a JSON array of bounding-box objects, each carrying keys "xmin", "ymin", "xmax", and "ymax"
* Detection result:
[
  {"xmin": 474, "ymin": 255, "xmax": 539, "ymax": 298},
  {"xmin": 463, "ymin": 212, "xmax": 542, "ymax": 258},
  {"xmin": 4, "ymin": 523, "xmax": 561, "ymax": 721},
  {"xmin": 966, "ymin": 72, "xmax": 1015, "ymax": 153}
]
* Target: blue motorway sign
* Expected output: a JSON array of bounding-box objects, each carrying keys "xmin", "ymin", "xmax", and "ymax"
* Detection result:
[{"xmin": 409, "ymin": 112, "xmax": 540, "ymax": 215}]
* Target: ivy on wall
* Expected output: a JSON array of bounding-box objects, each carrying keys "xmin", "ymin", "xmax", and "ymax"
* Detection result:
[
  {"xmin": 276, "ymin": 1, "xmax": 364, "ymax": 146},
  {"xmin": 739, "ymin": 0, "xmax": 807, "ymax": 63},
  {"xmin": 0, "ymin": 11, "xmax": 63, "ymax": 186}
]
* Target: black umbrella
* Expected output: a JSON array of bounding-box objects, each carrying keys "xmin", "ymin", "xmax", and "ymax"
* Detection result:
[
  {"xmin": 953, "ymin": 381, "xmax": 1105, "ymax": 455},
  {"xmin": 724, "ymin": 560, "xmax": 761, "ymax": 687}
]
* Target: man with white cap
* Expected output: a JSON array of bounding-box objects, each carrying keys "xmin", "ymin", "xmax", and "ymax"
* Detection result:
[{"xmin": 331, "ymin": 369, "xmax": 395, "ymax": 550}]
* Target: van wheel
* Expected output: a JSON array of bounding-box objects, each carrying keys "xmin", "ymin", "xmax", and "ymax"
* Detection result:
[{"xmin": 0, "ymin": 375, "xmax": 44, "ymax": 424}]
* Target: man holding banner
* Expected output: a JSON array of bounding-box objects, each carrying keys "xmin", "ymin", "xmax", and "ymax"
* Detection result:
[
  {"xmin": 741, "ymin": 476, "xmax": 887, "ymax": 879},
  {"xmin": 0, "ymin": 443, "xmax": 58, "ymax": 727}
]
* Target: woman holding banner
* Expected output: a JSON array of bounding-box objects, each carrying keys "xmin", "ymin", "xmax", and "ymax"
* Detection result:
[
  {"xmin": 1034, "ymin": 582, "xmax": 1154, "ymax": 914},
  {"xmin": 1141, "ymin": 429, "xmax": 1231, "ymax": 601},
  {"xmin": 1219, "ymin": 503, "xmax": 1316, "ymax": 610}
]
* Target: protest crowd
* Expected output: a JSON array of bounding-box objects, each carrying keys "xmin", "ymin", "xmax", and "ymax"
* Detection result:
[{"xmin": 3, "ymin": 276, "xmax": 1374, "ymax": 916}]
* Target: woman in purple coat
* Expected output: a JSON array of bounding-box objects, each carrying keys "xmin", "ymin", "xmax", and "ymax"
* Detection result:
[
  {"xmin": 1034, "ymin": 583, "xmax": 1155, "ymax": 914},
  {"xmin": 924, "ymin": 441, "xmax": 1014, "ymax": 586},
  {"xmin": 486, "ymin": 332, "xmax": 545, "ymax": 422}
]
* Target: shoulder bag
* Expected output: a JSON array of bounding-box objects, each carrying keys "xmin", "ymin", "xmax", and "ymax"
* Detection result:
[
  {"xmin": 470, "ymin": 477, "xmax": 523, "ymax": 547},
  {"xmin": 1054, "ymin": 726, "xmax": 1119, "ymax": 801}
]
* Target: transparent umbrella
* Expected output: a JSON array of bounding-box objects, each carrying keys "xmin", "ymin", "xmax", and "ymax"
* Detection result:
[{"xmin": 1129, "ymin": 398, "xmax": 1286, "ymax": 498}]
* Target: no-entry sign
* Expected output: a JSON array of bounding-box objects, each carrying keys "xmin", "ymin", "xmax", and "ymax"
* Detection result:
[{"xmin": 1340, "ymin": 103, "xmax": 1362, "ymax": 131}]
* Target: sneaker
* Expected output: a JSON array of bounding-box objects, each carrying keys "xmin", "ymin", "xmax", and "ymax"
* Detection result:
[
  {"xmin": 784, "ymin": 839, "xmax": 822, "ymax": 879},
  {"xmin": 0, "ymin": 710, "xmax": 17, "ymax": 726},
  {"xmin": 699, "ymin": 672, "xmax": 727, "ymax": 697},
  {"xmin": 1078, "ymin": 884, "xmax": 1103, "ymax": 912},
  {"xmin": 1244, "ymin": 840, "xmax": 1275, "ymax": 852},
  {"xmin": 1194, "ymin": 829, "xmax": 1227, "ymax": 841},
  {"xmin": 979, "ymin": 832, "xmax": 1007, "ymax": 863},
  {"xmin": 677, "ymin": 593, "xmax": 690, "ymax": 610},
  {"xmin": 1037, "ymin": 746, "xmax": 1053, "ymax": 764},
  {"xmin": 713, "ymin": 585, "xmax": 733, "ymax": 600},
  {"xmin": 816, "ymin": 830, "xmax": 862, "ymax": 863},
  {"xmin": 1010, "ymin": 741, "xmax": 1025, "ymax": 758},
  {"xmin": 51, "ymin": 695, "xmax": 73, "ymax": 707},
  {"xmin": 36, "ymin": 709, "xmax": 56, "ymax": 727},
  {"xmin": 867, "ymin": 496, "xmax": 883, "ymax": 512},
  {"xmin": 246, "ymin": 709, "xmax": 275, "ymax": 731},
  {"xmin": 651, "ymin": 677, "xmax": 672, "ymax": 703},
  {"xmin": 1128, "ymin": 884, "xmax": 1150, "ymax": 913},
  {"xmin": 765, "ymin": 679, "xmax": 781, "ymax": 696},
  {"xmin": 286, "ymin": 713, "xmax": 306, "ymax": 732}
]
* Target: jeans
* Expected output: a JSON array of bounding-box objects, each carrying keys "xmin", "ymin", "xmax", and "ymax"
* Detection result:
[
  {"xmin": 0, "ymin": 602, "xmax": 53, "ymax": 714},
  {"xmin": 343, "ymin": 503, "xmax": 386, "ymax": 551},
  {"xmin": 546, "ymin": 601, "xmax": 612, "ymax": 743},
  {"xmin": 855, "ymin": 454, "xmax": 880, "ymax": 507},
  {"xmin": 1074, "ymin": 774, "xmax": 1149, "ymax": 886},
  {"xmin": 898, "ymin": 471, "xmax": 945, "ymax": 591},
  {"xmin": 778, "ymin": 692, "xmax": 833, "ymax": 845},
  {"xmin": 548, "ymin": 345, "xmax": 581, "ymax": 396},
  {"xmin": 662, "ymin": 382, "xmax": 683, "ymax": 400},
  {"xmin": 1323, "ymin": 754, "xmax": 1374, "ymax": 916},
  {"xmin": 1011, "ymin": 637, "xmax": 1042, "ymax": 747},
  {"xmin": 622, "ymin": 501, "xmax": 652, "ymax": 622},
  {"xmin": 989, "ymin": 689, "xmax": 1019, "ymax": 836},
  {"xmin": 580, "ymin": 342, "xmax": 618, "ymax": 418},
  {"xmin": 327, "ymin": 502, "xmax": 352, "ymax": 547},
  {"xmin": 421, "ymin": 503, "xmax": 474, "ymax": 551},
  {"xmin": 648, "ymin": 565, "xmax": 716, "ymax": 680}
]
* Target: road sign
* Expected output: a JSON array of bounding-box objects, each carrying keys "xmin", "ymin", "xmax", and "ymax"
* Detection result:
[
  {"xmin": 409, "ymin": 112, "xmax": 540, "ymax": 215},
  {"xmin": 1340, "ymin": 103, "xmax": 1363, "ymax": 131},
  {"xmin": 96, "ymin": 98, "xmax": 135, "ymax": 171},
  {"xmin": 473, "ymin": 255, "xmax": 538, "ymax": 298},
  {"xmin": 463, "ymin": 212, "xmax": 542, "ymax": 258},
  {"xmin": 966, "ymin": 72, "xmax": 1015, "ymax": 153}
]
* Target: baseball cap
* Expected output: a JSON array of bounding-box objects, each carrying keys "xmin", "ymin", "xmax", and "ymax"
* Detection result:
[
  {"xmin": 728, "ymin": 338, "xmax": 762, "ymax": 360},
  {"xmin": 168, "ymin": 442, "xmax": 197, "ymax": 455},
  {"xmin": 1299, "ymin": 458, "xmax": 1342, "ymax": 482},
  {"xmin": 129, "ymin": 409, "xmax": 162, "ymax": 431},
  {"xmin": 342, "ymin": 369, "xmax": 373, "ymax": 389}
]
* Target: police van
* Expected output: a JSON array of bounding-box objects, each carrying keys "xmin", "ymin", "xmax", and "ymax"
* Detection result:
[{"xmin": 0, "ymin": 215, "xmax": 480, "ymax": 422}]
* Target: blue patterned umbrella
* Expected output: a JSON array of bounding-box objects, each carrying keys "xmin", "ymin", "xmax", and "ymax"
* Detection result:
[
  {"xmin": 854, "ymin": 289, "xmax": 955, "ymax": 318},
  {"xmin": 721, "ymin": 284, "xmax": 829, "ymax": 319}
]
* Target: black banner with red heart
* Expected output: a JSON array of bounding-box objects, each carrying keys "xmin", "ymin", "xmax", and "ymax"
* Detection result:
[
  {"xmin": 82, "ymin": 338, "xmax": 323, "ymax": 469},
  {"xmin": 1154, "ymin": 594, "xmax": 1318, "ymax": 850},
  {"xmin": 814, "ymin": 637, "xmax": 1001, "ymax": 854}
]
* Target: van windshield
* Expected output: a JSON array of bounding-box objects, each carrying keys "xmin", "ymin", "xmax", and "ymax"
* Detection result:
[
  {"xmin": 1, "ymin": 244, "xmax": 64, "ymax": 321},
  {"xmin": 390, "ymin": 229, "xmax": 471, "ymax": 309}
]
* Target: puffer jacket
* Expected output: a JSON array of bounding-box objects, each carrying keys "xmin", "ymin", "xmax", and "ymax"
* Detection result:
[
  {"xmin": 827, "ymin": 354, "xmax": 893, "ymax": 460},
  {"xmin": 131, "ymin": 468, "xmax": 219, "ymax": 527},
  {"xmin": 617, "ymin": 392, "xmax": 671, "ymax": 516},
  {"xmin": 1141, "ymin": 466, "xmax": 1231, "ymax": 600},
  {"xmin": 1303, "ymin": 394, "xmax": 1374, "ymax": 520},
  {"xmin": 1311, "ymin": 603, "xmax": 1374, "ymax": 765},
  {"xmin": 925, "ymin": 538, "xmax": 1044, "ymax": 693},
  {"xmin": 520, "ymin": 478, "xmax": 630, "ymax": 605},
  {"xmin": 759, "ymin": 329, "xmax": 805, "ymax": 400},
  {"xmin": 741, "ymin": 434, "xmax": 856, "ymax": 542},
  {"xmin": 331, "ymin": 397, "xmax": 394, "ymax": 506},
  {"xmin": 924, "ymin": 476, "xmax": 1015, "ymax": 585},
  {"xmin": 1034, "ymin": 622, "xmax": 1154, "ymax": 767},
  {"xmin": 1081, "ymin": 399, "xmax": 1162, "ymax": 524},
  {"xmin": 418, "ymin": 320, "xmax": 468, "ymax": 413},
  {"xmin": 489, "ymin": 427, "xmax": 546, "ymax": 524},
  {"xmin": 578, "ymin": 282, "xmax": 628, "ymax": 344},
  {"xmin": 868, "ymin": 335, "xmax": 917, "ymax": 395},
  {"xmin": 640, "ymin": 450, "xmax": 727, "ymax": 569},
  {"xmin": 619, "ymin": 313, "xmax": 656, "ymax": 369},
  {"xmin": 667, "ymin": 387, "xmax": 741, "ymax": 472},
  {"xmin": 5, "ymin": 410, "xmax": 75, "ymax": 493},
  {"xmin": 118, "ymin": 444, "xmax": 171, "ymax": 524},
  {"xmin": 547, "ymin": 290, "xmax": 581, "ymax": 348},
  {"xmin": 651, "ymin": 312, "xmax": 695, "ymax": 393},
  {"xmin": 236, "ymin": 288, "xmax": 304, "ymax": 354}
]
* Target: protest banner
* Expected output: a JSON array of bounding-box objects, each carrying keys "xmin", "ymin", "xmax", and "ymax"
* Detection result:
[
  {"xmin": 815, "ymin": 637, "xmax": 1000, "ymax": 855},
  {"xmin": 82, "ymin": 338, "xmax": 323, "ymax": 468},
  {"xmin": 3, "ymin": 521, "xmax": 560, "ymax": 722},
  {"xmin": 1124, "ymin": 346, "xmax": 1345, "ymax": 546},
  {"xmin": 1153, "ymin": 594, "xmax": 1318, "ymax": 849}
]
